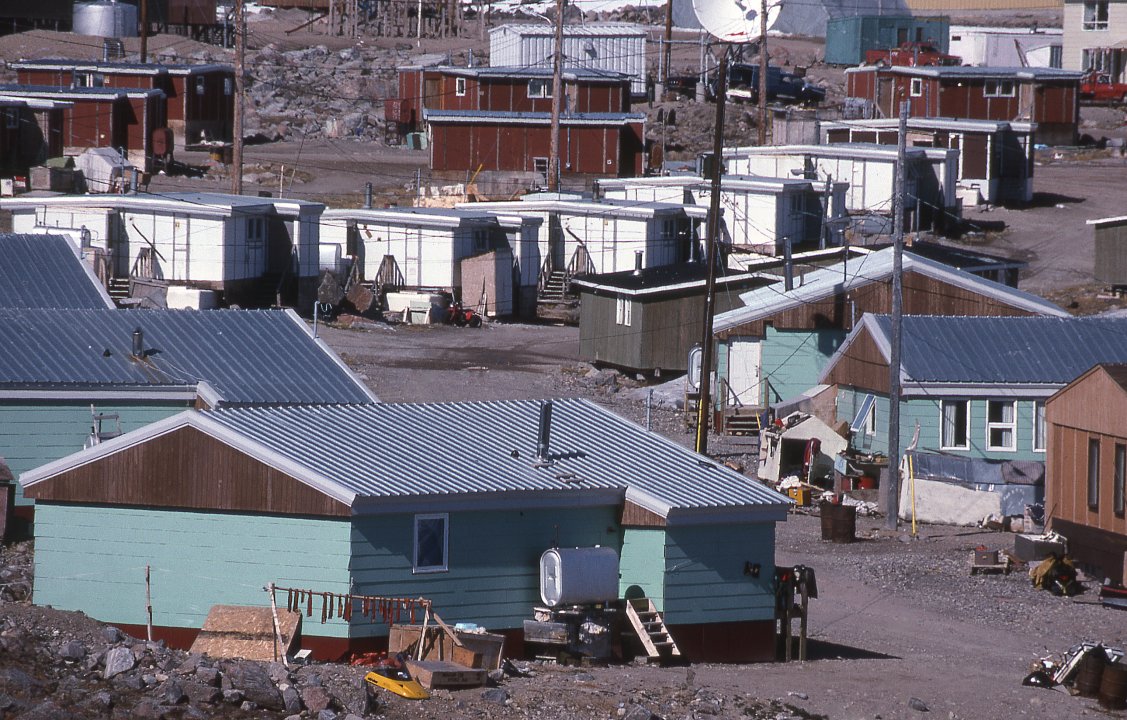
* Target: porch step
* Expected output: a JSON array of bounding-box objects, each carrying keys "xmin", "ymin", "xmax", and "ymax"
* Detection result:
[
  {"xmin": 106, "ymin": 277, "xmax": 131, "ymax": 301},
  {"xmin": 537, "ymin": 270, "xmax": 571, "ymax": 303},
  {"xmin": 723, "ymin": 408, "xmax": 767, "ymax": 436},
  {"xmin": 625, "ymin": 597, "xmax": 681, "ymax": 663}
]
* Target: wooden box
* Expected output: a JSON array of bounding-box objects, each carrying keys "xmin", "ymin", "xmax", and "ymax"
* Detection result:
[
  {"xmin": 405, "ymin": 659, "xmax": 487, "ymax": 690},
  {"xmin": 388, "ymin": 624, "xmax": 504, "ymax": 670}
]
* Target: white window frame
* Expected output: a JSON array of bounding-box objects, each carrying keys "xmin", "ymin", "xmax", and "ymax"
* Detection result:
[
  {"xmin": 986, "ymin": 400, "xmax": 1017, "ymax": 452},
  {"xmin": 1032, "ymin": 400, "xmax": 1046, "ymax": 452},
  {"xmin": 1084, "ymin": 0, "xmax": 1109, "ymax": 31},
  {"xmin": 413, "ymin": 513, "xmax": 449, "ymax": 574},
  {"xmin": 455, "ymin": 77, "xmax": 467, "ymax": 97},
  {"xmin": 528, "ymin": 79, "xmax": 552, "ymax": 99},
  {"xmin": 865, "ymin": 400, "xmax": 877, "ymax": 437},
  {"xmin": 909, "ymin": 78, "xmax": 923, "ymax": 97},
  {"xmin": 615, "ymin": 296, "xmax": 632, "ymax": 326},
  {"xmin": 983, "ymin": 80, "xmax": 1016, "ymax": 98},
  {"xmin": 940, "ymin": 399, "xmax": 970, "ymax": 450}
]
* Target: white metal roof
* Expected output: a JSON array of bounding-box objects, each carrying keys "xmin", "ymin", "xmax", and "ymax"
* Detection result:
[
  {"xmin": 1, "ymin": 192, "xmax": 276, "ymax": 218},
  {"xmin": 323, "ymin": 206, "xmax": 501, "ymax": 229}
]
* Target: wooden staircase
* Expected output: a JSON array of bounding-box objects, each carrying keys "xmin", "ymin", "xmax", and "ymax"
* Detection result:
[
  {"xmin": 625, "ymin": 598, "xmax": 681, "ymax": 663},
  {"xmin": 106, "ymin": 277, "xmax": 132, "ymax": 304},
  {"xmin": 537, "ymin": 270, "xmax": 571, "ymax": 304}
]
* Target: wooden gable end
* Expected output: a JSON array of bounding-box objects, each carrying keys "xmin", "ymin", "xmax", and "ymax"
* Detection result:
[
  {"xmin": 1046, "ymin": 366, "xmax": 1127, "ymax": 436},
  {"xmin": 717, "ymin": 268, "xmax": 1040, "ymax": 339},
  {"xmin": 822, "ymin": 328, "xmax": 889, "ymax": 395},
  {"xmin": 24, "ymin": 426, "xmax": 350, "ymax": 518},
  {"xmin": 620, "ymin": 500, "xmax": 667, "ymax": 527}
]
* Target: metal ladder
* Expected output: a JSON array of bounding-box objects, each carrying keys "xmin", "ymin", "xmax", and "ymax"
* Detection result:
[{"xmin": 625, "ymin": 598, "xmax": 681, "ymax": 662}]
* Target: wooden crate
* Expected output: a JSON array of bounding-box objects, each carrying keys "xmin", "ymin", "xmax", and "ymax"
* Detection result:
[
  {"xmin": 388, "ymin": 624, "xmax": 505, "ymax": 670},
  {"xmin": 405, "ymin": 659, "xmax": 487, "ymax": 690}
]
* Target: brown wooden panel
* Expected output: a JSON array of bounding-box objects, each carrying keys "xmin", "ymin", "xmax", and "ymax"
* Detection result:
[
  {"xmin": 24, "ymin": 426, "xmax": 349, "ymax": 517},
  {"xmin": 620, "ymin": 501, "xmax": 666, "ymax": 527},
  {"xmin": 822, "ymin": 328, "xmax": 889, "ymax": 394}
]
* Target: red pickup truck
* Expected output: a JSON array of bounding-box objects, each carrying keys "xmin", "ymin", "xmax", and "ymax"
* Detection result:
[
  {"xmin": 1080, "ymin": 71, "xmax": 1127, "ymax": 103},
  {"xmin": 864, "ymin": 42, "xmax": 961, "ymax": 67}
]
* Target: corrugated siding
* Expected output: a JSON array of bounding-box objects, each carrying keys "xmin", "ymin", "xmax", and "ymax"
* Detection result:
[
  {"xmin": 662, "ymin": 524, "xmax": 777, "ymax": 625},
  {"xmin": 349, "ymin": 507, "xmax": 617, "ymax": 635},
  {"xmin": 490, "ymin": 25, "xmax": 646, "ymax": 95},
  {"xmin": 1094, "ymin": 223, "xmax": 1127, "ymax": 285},
  {"xmin": 34, "ymin": 504, "xmax": 352, "ymax": 634},
  {"xmin": 0, "ymin": 234, "xmax": 113, "ymax": 309},
  {"xmin": 1, "ymin": 401, "xmax": 184, "ymax": 505},
  {"xmin": 619, "ymin": 527, "xmax": 666, "ymax": 609}
]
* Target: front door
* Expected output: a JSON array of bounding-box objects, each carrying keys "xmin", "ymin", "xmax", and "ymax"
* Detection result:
[{"xmin": 727, "ymin": 337, "xmax": 763, "ymax": 407}]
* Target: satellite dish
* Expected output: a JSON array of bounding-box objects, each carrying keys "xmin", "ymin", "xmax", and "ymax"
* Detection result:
[{"xmin": 691, "ymin": 0, "xmax": 780, "ymax": 44}]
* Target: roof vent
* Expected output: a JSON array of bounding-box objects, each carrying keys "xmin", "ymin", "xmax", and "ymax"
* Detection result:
[
  {"xmin": 131, "ymin": 327, "xmax": 144, "ymax": 358},
  {"xmin": 633, "ymin": 251, "xmax": 643, "ymax": 276},
  {"xmin": 537, "ymin": 400, "xmax": 554, "ymax": 461}
]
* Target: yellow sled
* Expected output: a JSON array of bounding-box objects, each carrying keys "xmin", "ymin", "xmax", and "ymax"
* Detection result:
[{"xmin": 363, "ymin": 656, "xmax": 429, "ymax": 700}]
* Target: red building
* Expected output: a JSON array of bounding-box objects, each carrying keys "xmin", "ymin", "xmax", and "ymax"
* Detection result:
[
  {"xmin": 0, "ymin": 97, "xmax": 66, "ymax": 177},
  {"xmin": 396, "ymin": 65, "xmax": 645, "ymax": 182},
  {"xmin": 845, "ymin": 65, "xmax": 1083, "ymax": 146},
  {"xmin": 11, "ymin": 60, "xmax": 234, "ymax": 147},
  {"xmin": 0, "ymin": 85, "xmax": 166, "ymax": 172}
]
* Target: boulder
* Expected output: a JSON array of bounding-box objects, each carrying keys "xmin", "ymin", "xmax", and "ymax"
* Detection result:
[
  {"xmin": 58, "ymin": 641, "xmax": 85, "ymax": 661},
  {"xmin": 301, "ymin": 685, "xmax": 332, "ymax": 713},
  {"xmin": 222, "ymin": 661, "xmax": 284, "ymax": 711},
  {"xmin": 102, "ymin": 647, "xmax": 136, "ymax": 680}
]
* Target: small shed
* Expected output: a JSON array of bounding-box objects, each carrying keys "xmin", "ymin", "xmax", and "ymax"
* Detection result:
[
  {"xmin": 825, "ymin": 15, "xmax": 951, "ymax": 66},
  {"xmin": 573, "ymin": 263, "xmax": 772, "ymax": 374},
  {"xmin": 21, "ymin": 400, "xmax": 790, "ymax": 662},
  {"xmin": 819, "ymin": 117, "xmax": 1036, "ymax": 204},
  {"xmin": 1090, "ymin": 215, "xmax": 1127, "ymax": 289},
  {"xmin": 489, "ymin": 23, "xmax": 648, "ymax": 97},
  {"xmin": 1045, "ymin": 364, "xmax": 1127, "ymax": 584},
  {"xmin": 948, "ymin": 26, "xmax": 1062, "ymax": 68},
  {"xmin": 724, "ymin": 144, "xmax": 958, "ymax": 228}
]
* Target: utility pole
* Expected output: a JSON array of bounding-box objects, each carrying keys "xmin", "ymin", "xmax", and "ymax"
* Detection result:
[
  {"xmin": 661, "ymin": 0, "xmax": 673, "ymax": 99},
  {"xmin": 140, "ymin": 0, "xmax": 149, "ymax": 63},
  {"xmin": 756, "ymin": 0, "xmax": 768, "ymax": 145},
  {"xmin": 694, "ymin": 50, "xmax": 728, "ymax": 456},
  {"xmin": 885, "ymin": 99, "xmax": 909, "ymax": 529},
  {"xmin": 232, "ymin": 0, "xmax": 245, "ymax": 195},
  {"xmin": 547, "ymin": 0, "xmax": 565, "ymax": 191}
]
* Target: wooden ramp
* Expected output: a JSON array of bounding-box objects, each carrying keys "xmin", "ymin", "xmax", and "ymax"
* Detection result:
[
  {"xmin": 190, "ymin": 605, "xmax": 301, "ymax": 661},
  {"xmin": 625, "ymin": 598, "xmax": 681, "ymax": 662}
]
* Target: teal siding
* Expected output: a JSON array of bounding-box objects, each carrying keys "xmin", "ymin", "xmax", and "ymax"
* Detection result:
[
  {"xmin": 661, "ymin": 523, "xmax": 777, "ymax": 624},
  {"xmin": 619, "ymin": 528, "xmax": 666, "ymax": 609},
  {"xmin": 0, "ymin": 401, "xmax": 187, "ymax": 505},
  {"xmin": 838, "ymin": 387, "xmax": 1048, "ymax": 462},
  {"xmin": 34, "ymin": 504, "xmax": 352, "ymax": 634},
  {"xmin": 349, "ymin": 507, "xmax": 619, "ymax": 638},
  {"xmin": 761, "ymin": 327, "xmax": 847, "ymax": 403}
]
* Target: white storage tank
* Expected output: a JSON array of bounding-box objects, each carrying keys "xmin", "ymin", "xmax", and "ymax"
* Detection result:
[
  {"xmin": 73, "ymin": 1, "xmax": 139, "ymax": 38},
  {"xmin": 539, "ymin": 546, "xmax": 619, "ymax": 608}
]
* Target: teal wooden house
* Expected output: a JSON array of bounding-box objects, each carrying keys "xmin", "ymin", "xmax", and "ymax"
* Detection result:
[
  {"xmin": 0, "ymin": 307, "xmax": 377, "ymax": 538},
  {"xmin": 711, "ymin": 247, "xmax": 1067, "ymax": 429},
  {"xmin": 22, "ymin": 400, "xmax": 790, "ymax": 663},
  {"xmin": 821, "ymin": 314, "xmax": 1127, "ymax": 465}
]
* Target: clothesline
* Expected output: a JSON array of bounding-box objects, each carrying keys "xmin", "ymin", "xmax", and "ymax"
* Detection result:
[{"xmin": 270, "ymin": 584, "xmax": 432, "ymax": 626}]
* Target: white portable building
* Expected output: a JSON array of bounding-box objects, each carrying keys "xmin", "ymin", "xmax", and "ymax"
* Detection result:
[
  {"xmin": 489, "ymin": 23, "xmax": 647, "ymax": 97},
  {"xmin": 949, "ymin": 26, "xmax": 1062, "ymax": 68}
]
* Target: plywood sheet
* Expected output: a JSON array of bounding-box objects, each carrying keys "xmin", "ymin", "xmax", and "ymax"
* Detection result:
[{"xmin": 190, "ymin": 605, "xmax": 301, "ymax": 661}]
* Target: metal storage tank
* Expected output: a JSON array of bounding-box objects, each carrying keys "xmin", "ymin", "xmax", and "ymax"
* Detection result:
[
  {"xmin": 539, "ymin": 547, "xmax": 619, "ymax": 607},
  {"xmin": 73, "ymin": 1, "xmax": 138, "ymax": 37},
  {"xmin": 490, "ymin": 23, "xmax": 647, "ymax": 97}
]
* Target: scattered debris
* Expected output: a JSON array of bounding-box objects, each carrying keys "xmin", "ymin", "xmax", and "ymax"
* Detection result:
[{"xmin": 1029, "ymin": 554, "xmax": 1081, "ymax": 596}]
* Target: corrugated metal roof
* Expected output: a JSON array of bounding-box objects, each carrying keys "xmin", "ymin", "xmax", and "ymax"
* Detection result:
[
  {"xmin": 201, "ymin": 400, "xmax": 789, "ymax": 515},
  {"xmin": 715, "ymin": 248, "xmax": 1066, "ymax": 332},
  {"xmin": 0, "ymin": 234, "xmax": 114, "ymax": 310},
  {"xmin": 886, "ymin": 66, "xmax": 1083, "ymax": 80},
  {"xmin": 441, "ymin": 65, "xmax": 630, "ymax": 82},
  {"xmin": 0, "ymin": 85, "xmax": 164, "ymax": 100},
  {"xmin": 0, "ymin": 308, "xmax": 376, "ymax": 404},
  {"xmin": 491, "ymin": 23, "xmax": 647, "ymax": 37},
  {"xmin": 423, "ymin": 109, "xmax": 644, "ymax": 125},
  {"xmin": 870, "ymin": 315, "xmax": 1127, "ymax": 384}
]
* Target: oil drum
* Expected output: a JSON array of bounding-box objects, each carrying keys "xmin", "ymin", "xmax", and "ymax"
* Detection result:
[
  {"xmin": 1099, "ymin": 662, "xmax": 1127, "ymax": 710},
  {"xmin": 1076, "ymin": 651, "xmax": 1107, "ymax": 698},
  {"xmin": 819, "ymin": 502, "xmax": 856, "ymax": 543}
]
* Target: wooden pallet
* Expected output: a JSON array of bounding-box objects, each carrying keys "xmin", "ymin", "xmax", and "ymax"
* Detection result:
[
  {"xmin": 625, "ymin": 598, "xmax": 681, "ymax": 662},
  {"xmin": 405, "ymin": 659, "xmax": 487, "ymax": 690}
]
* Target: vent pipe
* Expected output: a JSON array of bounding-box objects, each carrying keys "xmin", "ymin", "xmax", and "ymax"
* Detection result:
[
  {"xmin": 364, "ymin": 182, "xmax": 373, "ymax": 209},
  {"xmin": 783, "ymin": 237, "xmax": 793, "ymax": 292},
  {"xmin": 633, "ymin": 251, "xmax": 643, "ymax": 276},
  {"xmin": 132, "ymin": 327, "xmax": 144, "ymax": 357},
  {"xmin": 536, "ymin": 400, "xmax": 554, "ymax": 460}
]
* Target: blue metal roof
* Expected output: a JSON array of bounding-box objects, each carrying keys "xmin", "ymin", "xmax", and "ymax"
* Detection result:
[
  {"xmin": 0, "ymin": 234, "xmax": 114, "ymax": 310},
  {"xmin": 200, "ymin": 400, "xmax": 789, "ymax": 517},
  {"xmin": 872, "ymin": 315, "xmax": 1127, "ymax": 384},
  {"xmin": 0, "ymin": 308, "xmax": 376, "ymax": 404}
]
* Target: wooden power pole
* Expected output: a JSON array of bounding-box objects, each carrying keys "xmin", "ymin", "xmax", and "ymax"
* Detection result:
[
  {"xmin": 547, "ymin": 0, "xmax": 565, "ymax": 191},
  {"xmin": 232, "ymin": 0, "xmax": 245, "ymax": 196},
  {"xmin": 885, "ymin": 99, "xmax": 909, "ymax": 529},
  {"xmin": 756, "ymin": 0, "xmax": 768, "ymax": 145},
  {"xmin": 140, "ymin": 0, "xmax": 149, "ymax": 63}
]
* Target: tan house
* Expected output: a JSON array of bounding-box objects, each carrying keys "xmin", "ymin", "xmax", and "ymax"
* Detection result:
[
  {"xmin": 1063, "ymin": 0, "xmax": 1127, "ymax": 81},
  {"xmin": 1045, "ymin": 363, "xmax": 1127, "ymax": 585}
]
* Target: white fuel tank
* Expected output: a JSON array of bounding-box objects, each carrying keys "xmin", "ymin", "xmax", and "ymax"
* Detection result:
[{"xmin": 539, "ymin": 546, "xmax": 620, "ymax": 608}]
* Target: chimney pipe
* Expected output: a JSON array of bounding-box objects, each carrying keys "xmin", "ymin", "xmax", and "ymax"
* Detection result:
[
  {"xmin": 364, "ymin": 182, "xmax": 373, "ymax": 209},
  {"xmin": 536, "ymin": 400, "xmax": 554, "ymax": 460},
  {"xmin": 633, "ymin": 250, "xmax": 643, "ymax": 276},
  {"xmin": 132, "ymin": 327, "xmax": 144, "ymax": 357},
  {"xmin": 783, "ymin": 237, "xmax": 793, "ymax": 292}
]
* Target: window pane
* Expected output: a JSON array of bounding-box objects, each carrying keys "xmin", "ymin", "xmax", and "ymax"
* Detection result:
[
  {"xmin": 1116, "ymin": 444, "xmax": 1125, "ymax": 515},
  {"xmin": 1033, "ymin": 401, "xmax": 1046, "ymax": 451},
  {"xmin": 1088, "ymin": 439, "xmax": 1101, "ymax": 510},
  {"xmin": 415, "ymin": 516, "xmax": 446, "ymax": 569}
]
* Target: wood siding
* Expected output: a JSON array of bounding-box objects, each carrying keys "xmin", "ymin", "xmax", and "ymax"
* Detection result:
[
  {"xmin": 718, "ymin": 268, "xmax": 1039, "ymax": 340},
  {"xmin": 34, "ymin": 503, "xmax": 352, "ymax": 636},
  {"xmin": 1045, "ymin": 366, "xmax": 1127, "ymax": 582},
  {"xmin": 822, "ymin": 329, "xmax": 890, "ymax": 394},
  {"xmin": 24, "ymin": 425, "xmax": 350, "ymax": 518},
  {"xmin": 620, "ymin": 500, "xmax": 666, "ymax": 527}
]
